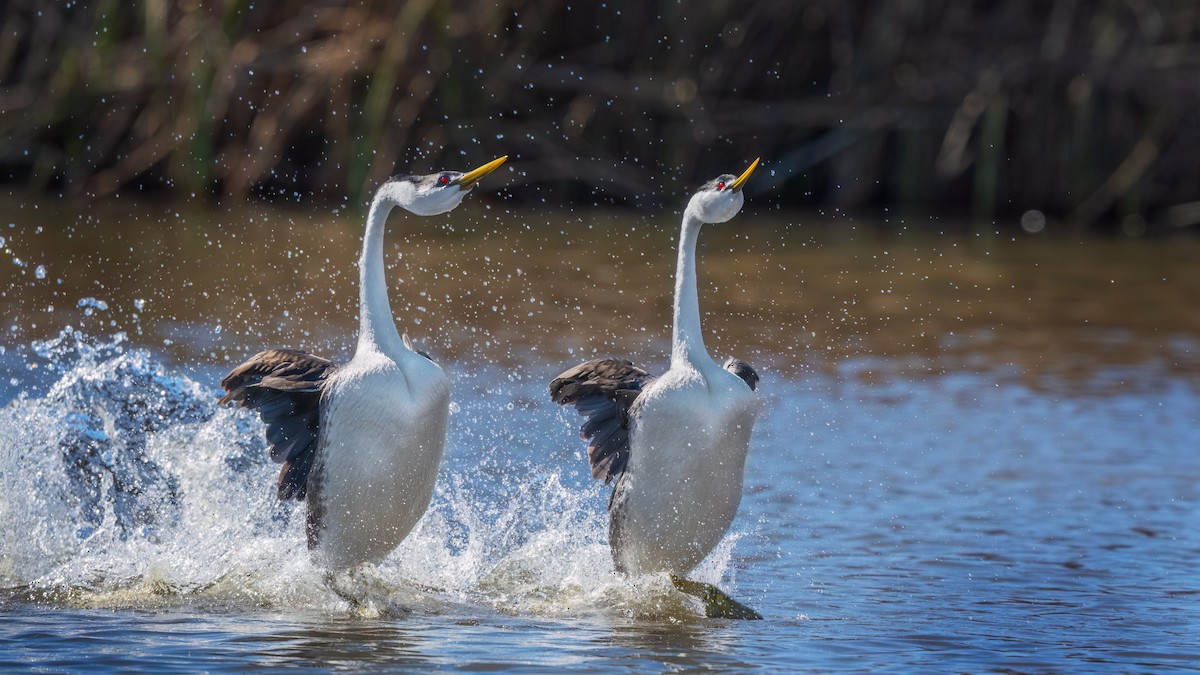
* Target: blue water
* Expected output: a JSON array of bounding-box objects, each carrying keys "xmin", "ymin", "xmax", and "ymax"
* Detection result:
[{"xmin": 2, "ymin": 326, "xmax": 1197, "ymax": 671}]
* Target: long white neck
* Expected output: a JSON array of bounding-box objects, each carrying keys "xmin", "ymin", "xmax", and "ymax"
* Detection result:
[
  {"xmin": 357, "ymin": 196, "xmax": 407, "ymax": 357},
  {"xmin": 671, "ymin": 209, "xmax": 710, "ymax": 368}
]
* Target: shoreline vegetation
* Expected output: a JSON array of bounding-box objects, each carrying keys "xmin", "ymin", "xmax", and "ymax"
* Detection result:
[{"xmin": 1, "ymin": 1, "xmax": 1197, "ymax": 231}]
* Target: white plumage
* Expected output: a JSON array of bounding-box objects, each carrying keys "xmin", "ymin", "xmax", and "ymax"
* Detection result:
[
  {"xmin": 221, "ymin": 156, "xmax": 507, "ymax": 570},
  {"xmin": 610, "ymin": 359, "xmax": 759, "ymax": 575},
  {"xmin": 550, "ymin": 158, "xmax": 764, "ymax": 618},
  {"xmin": 309, "ymin": 347, "xmax": 450, "ymax": 569}
]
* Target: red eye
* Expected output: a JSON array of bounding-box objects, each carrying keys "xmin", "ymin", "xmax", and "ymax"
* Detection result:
[
  {"xmin": 439, "ymin": 175, "xmax": 450, "ymax": 186},
  {"xmin": 717, "ymin": 181, "xmax": 726, "ymax": 190}
]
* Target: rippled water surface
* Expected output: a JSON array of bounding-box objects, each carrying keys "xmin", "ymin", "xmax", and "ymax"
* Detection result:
[{"xmin": 1, "ymin": 198, "xmax": 1198, "ymax": 671}]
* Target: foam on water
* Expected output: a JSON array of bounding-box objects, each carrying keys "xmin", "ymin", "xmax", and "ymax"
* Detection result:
[{"xmin": 0, "ymin": 327, "xmax": 737, "ymax": 620}]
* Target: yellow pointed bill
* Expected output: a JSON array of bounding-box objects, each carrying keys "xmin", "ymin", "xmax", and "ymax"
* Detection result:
[
  {"xmin": 458, "ymin": 155, "xmax": 508, "ymax": 190},
  {"xmin": 728, "ymin": 157, "xmax": 760, "ymax": 192}
]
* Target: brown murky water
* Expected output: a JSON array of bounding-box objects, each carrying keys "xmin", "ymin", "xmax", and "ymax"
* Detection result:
[{"xmin": 3, "ymin": 196, "xmax": 1197, "ymax": 385}]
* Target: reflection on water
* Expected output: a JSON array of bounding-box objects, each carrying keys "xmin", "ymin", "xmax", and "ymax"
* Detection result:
[
  {"xmin": 228, "ymin": 618, "xmax": 435, "ymax": 669},
  {"xmin": 0, "ymin": 196, "xmax": 1198, "ymax": 671},
  {"xmin": 0, "ymin": 608, "xmax": 777, "ymax": 671}
]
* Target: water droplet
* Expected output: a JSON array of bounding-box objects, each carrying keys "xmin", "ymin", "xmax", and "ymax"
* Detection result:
[
  {"xmin": 77, "ymin": 297, "xmax": 109, "ymax": 314},
  {"xmin": 1020, "ymin": 210, "xmax": 1046, "ymax": 234}
]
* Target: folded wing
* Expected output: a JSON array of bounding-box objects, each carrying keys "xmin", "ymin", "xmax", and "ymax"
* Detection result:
[{"xmin": 722, "ymin": 357, "xmax": 760, "ymax": 391}]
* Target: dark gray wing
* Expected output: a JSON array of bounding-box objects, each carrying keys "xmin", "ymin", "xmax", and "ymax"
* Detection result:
[
  {"xmin": 722, "ymin": 357, "xmax": 759, "ymax": 391},
  {"xmin": 219, "ymin": 349, "xmax": 337, "ymax": 501},
  {"xmin": 549, "ymin": 358, "xmax": 656, "ymax": 484}
]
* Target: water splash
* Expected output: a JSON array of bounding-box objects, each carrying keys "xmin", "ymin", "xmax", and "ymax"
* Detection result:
[
  {"xmin": 2, "ymin": 327, "xmax": 290, "ymax": 598},
  {"xmin": 0, "ymin": 329, "xmax": 741, "ymax": 619}
]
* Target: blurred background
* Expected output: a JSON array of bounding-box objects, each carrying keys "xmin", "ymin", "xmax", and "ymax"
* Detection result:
[{"xmin": 1, "ymin": 0, "xmax": 1198, "ymax": 232}]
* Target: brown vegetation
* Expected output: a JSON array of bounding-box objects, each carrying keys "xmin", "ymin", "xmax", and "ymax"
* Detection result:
[{"xmin": 1, "ymin": 1, "xmax": 1197, "ymax": 229}]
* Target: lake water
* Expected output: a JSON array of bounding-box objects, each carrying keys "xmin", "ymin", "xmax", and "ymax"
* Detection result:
[{"xmin": 1, "ymin": 197, "xmax": 1198, "ymax": 671}]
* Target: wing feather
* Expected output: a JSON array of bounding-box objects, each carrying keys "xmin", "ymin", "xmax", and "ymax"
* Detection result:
[
  {"xmin": 219, "ymin": 349, "xmax": 337, "ymax": 500},
  {"xmin": 549, "ymin": 358, "xmax": 656, "ymax": 484}
]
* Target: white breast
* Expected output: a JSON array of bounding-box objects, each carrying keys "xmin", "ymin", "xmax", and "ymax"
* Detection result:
[
  {"xmin": 308, "ymin": 350, "xmax": 450, "ymax": 569},
  {"xmin": 613, "ymin": 363, "xmax": 759, "ymax": 575}
]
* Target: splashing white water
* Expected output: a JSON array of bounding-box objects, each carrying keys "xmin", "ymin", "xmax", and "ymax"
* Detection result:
[{"xmin": 0, "ymin": 328, "xmax": 740, "ymax": 619}]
